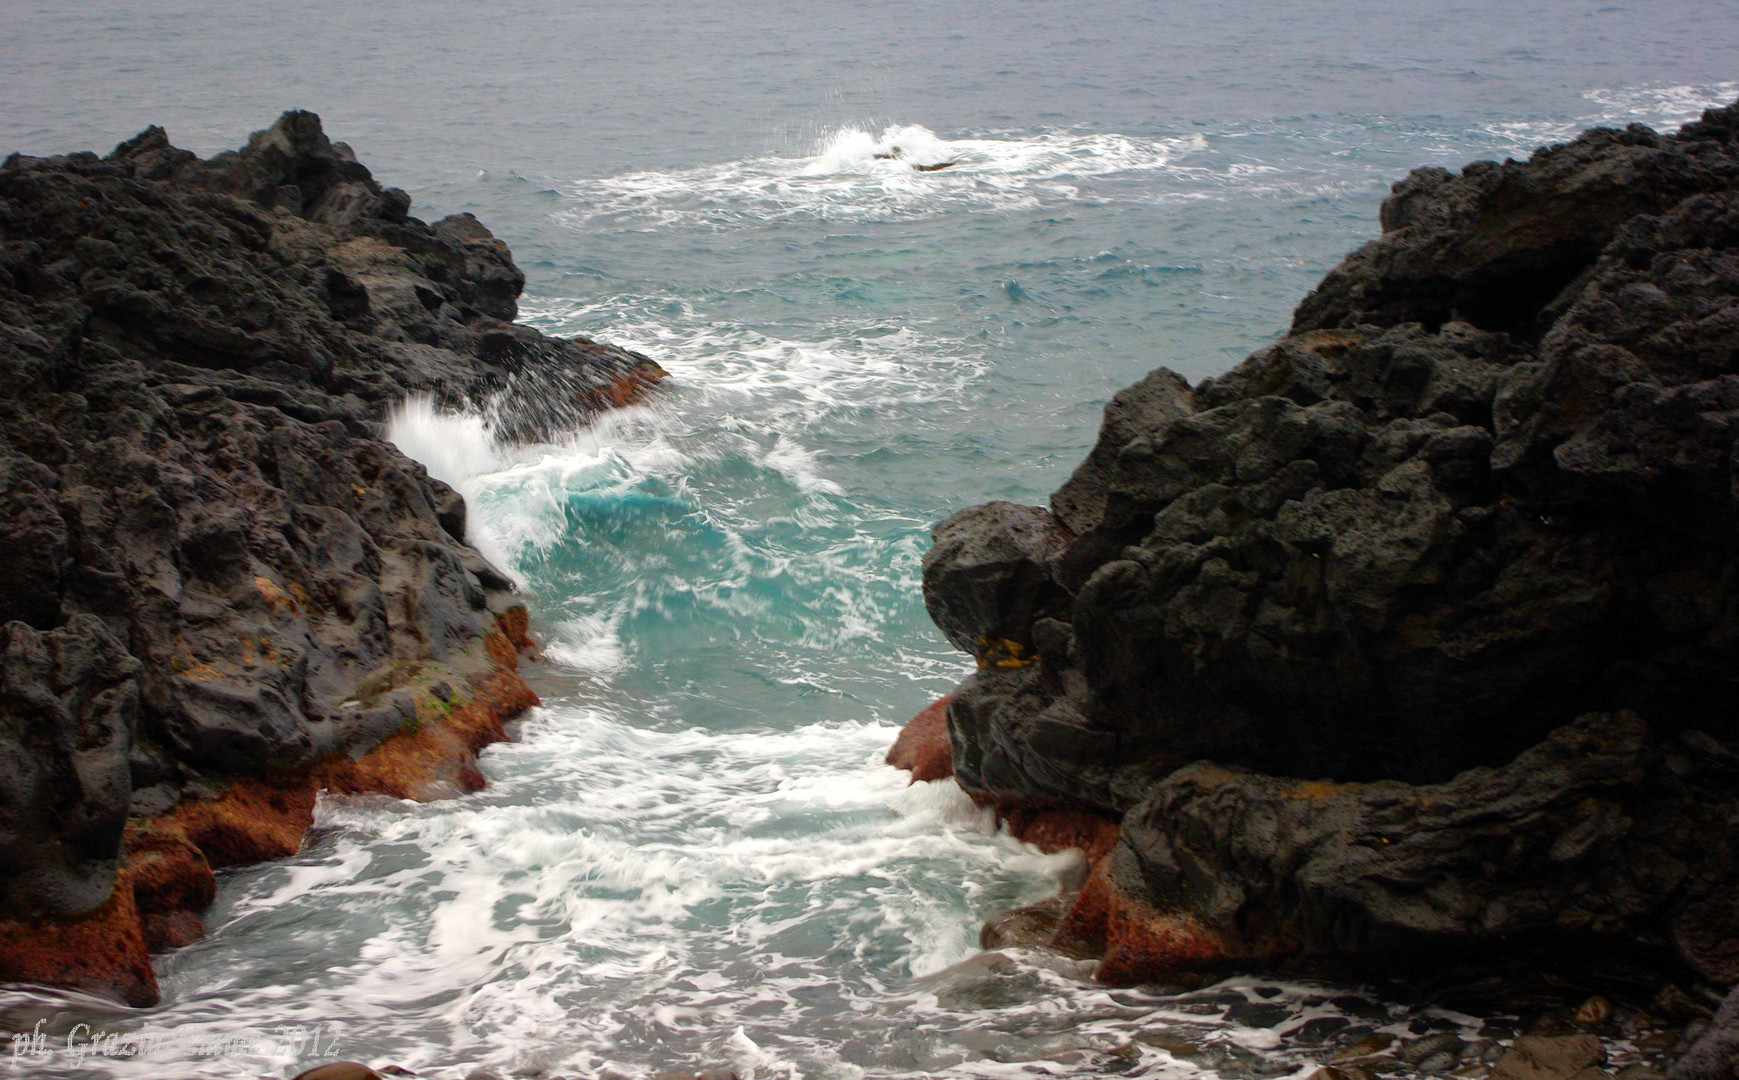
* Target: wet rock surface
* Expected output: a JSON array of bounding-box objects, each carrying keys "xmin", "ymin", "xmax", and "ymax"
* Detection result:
[
  {"xmin": 920, "ymin": 103, "xmax": 1739, "ymax": 1030},
  {"xmin": 0, "ymin": 112, "xmax": 663, "ymax": 999},
  {"xmin": 885, "ymin": 693, "xmax": 954, "ymax": 782}
]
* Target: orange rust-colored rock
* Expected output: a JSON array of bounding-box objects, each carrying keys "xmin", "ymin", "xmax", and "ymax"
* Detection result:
[
  {"xmin": 495, "ymin": 605, "xmax": 537, "ymax": 654},
  {"xmin": 126, "ymin": 821, "xmax": 217, "ymax": 914},
  {"xmin": 142, "ymin": 909, "xmax": 206, "ymax": 952},
  {"xmin": 996, "ymin": 806, "xmax": 1122, "ymax": 862},
  {"xmin": 1097, "ymin": 911, "xmax": 1228, "ymax": 987},
  {"xmin": 887, "ymin": 695, "xmax": 1216, "ymax": 983},
  {"xmin": 886, "ymin": 695, "xmax": 954, "ymax": 782},
  {"xmin": 0, "ymin": 881, "xmax": 156, "ymax": 1007},
  {"xmin": 0, "ymin": 617, "xmax": 540, "ymax": 1006},
  {"xmin": 315, "ymin": 665, "xmax": 535, "ymax": 800},
  {"xmin": 1057, "ymin": 856, "xmax": 1232, "ymax": 985},
  {"xmin": 1054, "ymin": 855, "xmax": 1116, "ymax": 954},
  {"xmin": 581, "ymin": 361, "xmax": 669, "ymax": 411},
  {"xmin": 884, "ymin": 699, "xmax": 1118, "ymax": 862},
  {"xmin": 486, "ymin": 626, "xmax": 521, "ymax": 671},
  {"xmin": 158, "ymin": 778, "xmax": 319, "ymax": 869}
]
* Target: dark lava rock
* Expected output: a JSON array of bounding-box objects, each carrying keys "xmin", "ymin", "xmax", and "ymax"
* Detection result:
[
  {"xmin": 923, "ymin": 500, "xmax": 1071, "ymax": 659},
  {"xmin": 1293, "ymin": 117, "xmax": 1739, "ymax": 343},
  {"xmin": 1672, "ymin": 984, "xmax": 1739, "ymax": 1080},
  {"xmin": 0, "ymin": 112, "xmax": 664, "ymax": 922},
  {"xmin": 923, "ymin": 103, "xmax": 1739, "ymax": 985},
  {"xmin": 1114, "ymin": 713, "xmax": 1738, "ymax": 980},
  {"xmin": 0, "ymin": 615, "xmax": 139, "ymax": 918}
]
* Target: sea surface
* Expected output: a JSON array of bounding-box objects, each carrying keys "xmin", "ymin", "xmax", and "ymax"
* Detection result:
[{"xmin": 2, "ymin": 2, "xmax": 1734, "ymax": 1076}]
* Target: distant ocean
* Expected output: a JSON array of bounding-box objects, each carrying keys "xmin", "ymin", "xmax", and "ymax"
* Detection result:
[{"xmin": 4, "ymin": 2, "xmax": 1733, "ymax": 1075}]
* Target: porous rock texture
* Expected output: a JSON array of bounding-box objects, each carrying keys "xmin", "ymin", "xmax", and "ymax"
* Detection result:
[
  {"xmin": 1672, "ymin": 984, "xmax": 1739, "ymax": 1080},
  {"xmin": 918, "ymin": 104, "xmax": 1739, "ymax": 1012},
  {"xmin": 0, "ymin": 112, "xmax": 664, "ymax": 1003}
]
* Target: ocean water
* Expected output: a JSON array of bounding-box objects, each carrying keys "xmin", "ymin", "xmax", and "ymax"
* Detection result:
[{"xmin": 2, "ymin": 2, "xmax": 1735, "ymax": 1076}]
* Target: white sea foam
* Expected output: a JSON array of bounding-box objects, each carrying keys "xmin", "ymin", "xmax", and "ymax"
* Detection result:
[
  {"xmin": 1585, "ymin": 81, "xmax": 1739, "ymax": 129},
  {"xmin": 541, "ymin": 611, "xmax": 629, "ymax": 673},
  {"xmin": 385, "ymin": 396, "xmax": 504, "ymax": 492},
  {"xmin": 1479, "ymin": 81, "xmax": 1739, "ymax": 155},
  {"xmin": 761, "ymin": 436, "xmax": 844, "ymax": 496},
  {"xmin": 559, "ymin": 124, "xmax": 1206, "ymax": 227},
  {"xmin": 250, "ymin": 710, "xmax": 1085, "ymax": 1077}
]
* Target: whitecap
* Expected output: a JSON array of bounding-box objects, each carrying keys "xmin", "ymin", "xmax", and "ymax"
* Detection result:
[{"xmin": 559, "ymin": 124, "xmax": 1207, "ymax": 228}]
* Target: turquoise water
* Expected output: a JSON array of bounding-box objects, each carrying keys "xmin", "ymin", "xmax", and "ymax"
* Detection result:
[{"xmin": 3, "ymin": 2, "xmax": 1735, "ymax": 1075}]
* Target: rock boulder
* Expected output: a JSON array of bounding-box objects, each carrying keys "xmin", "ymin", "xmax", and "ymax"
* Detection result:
[{"xmin": 922, "ymin": 103, "xmax": 1739, "ymax": 991}]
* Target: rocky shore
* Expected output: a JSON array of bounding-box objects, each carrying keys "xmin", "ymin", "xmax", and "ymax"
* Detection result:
[
  {"xmin": 904, "ymin": 105, "xmax": 1739, "ymax": 1078},
  {"xmin": 0, "ymin": 112, "xmax": 664, "ymax": 1006}
]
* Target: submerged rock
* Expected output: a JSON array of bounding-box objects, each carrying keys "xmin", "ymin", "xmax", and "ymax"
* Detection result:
[
  {"xmin": 292, "ymin": 1065, "xmax": 384, "ymax": 1080},
  {"xmin": 980, "ymin": 895, "xmax": 1069, "ymax": 951},
  {"xmin": 919, "ymin": 102, "xmax": 1739, "ymax": 998},
  {"xmin": 0, "ymin": 112, "xmax": 664, "ymax": 1003},
  {"xmin": 1489, "ymin": 1035, "xmax": 1606, "ymax": 1080}
]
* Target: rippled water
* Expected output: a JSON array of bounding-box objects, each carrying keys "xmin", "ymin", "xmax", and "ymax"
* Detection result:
[{"xmin": 2, "ymin": 2, "xmax": 1735, "ymax": 1075}]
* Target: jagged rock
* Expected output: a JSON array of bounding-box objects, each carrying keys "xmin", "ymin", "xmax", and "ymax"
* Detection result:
[
  {"xmin": 922, "ymin": 103, "xmax": 1739, "ymax": 984},
  {"xmin": 1293, "ymin": 113, "xmax": 1739, "ymax": 341},
  {"xmin": 1051, "ymin": 367, "xmax": 1194, "ymax": 536},
  {"xmin": 0, "ymin": 112, "xmax": 665, "ymax": 997}
]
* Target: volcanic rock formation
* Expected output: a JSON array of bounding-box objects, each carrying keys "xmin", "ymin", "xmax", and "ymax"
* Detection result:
[
  {"xmin": 917, "ymin": 102, "xmax": 1739, "ymax": 1028},
  {"xmin": 0, "ymin": 111, "xmax": 664, "ymax": 1003}
]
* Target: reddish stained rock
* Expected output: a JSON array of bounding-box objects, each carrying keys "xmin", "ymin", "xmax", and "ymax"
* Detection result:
[
  {"xmin": 0, "ymin": 883, "xmax": 155, "ymax": 1007},
  {"xmin": 885, "ymin": 697, "xmax": 1119, "ymax": 858},
  {"xmin": 161, "ymin": 778, "xmax": 319, "ymax": 869},
  {"xmin": 495, "ymin": 604, "xmax": 539, "ymax": 655},
  {"xmin": 125, "ymin": 822, "xmax": 217, "ymax": 916},
  {"xmin": 593, "ymin": 360, "xmax": 670, "ymax": 409},
  {"xmin": 886, "ymin": 695, "xmax": 954, "ymax": 782},
  {"xmin": 1053, "ymin": 857, "xmax": 1115, "ymax": 955},
  {"xmin": 142, "ymin": 909, "xmax": 206, "ymax": 952},
  {"xmin": 994, "ymin": 805, "xmax": 1121, "ymax": 862},
  {"xmin": 0, "ymin": 617, "xmax": 539, "ymax": 1005},
  {"xmin": 315, "ymin": 645, "xmax": 537, "ymax": 801},
  {"xmin": 293, "ymin": 1064, "xmax": 385, "ymax": 1080},
  {"xmin": 1056, "ymin": 853, "xmax": 1234, "ymax": 986}
]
